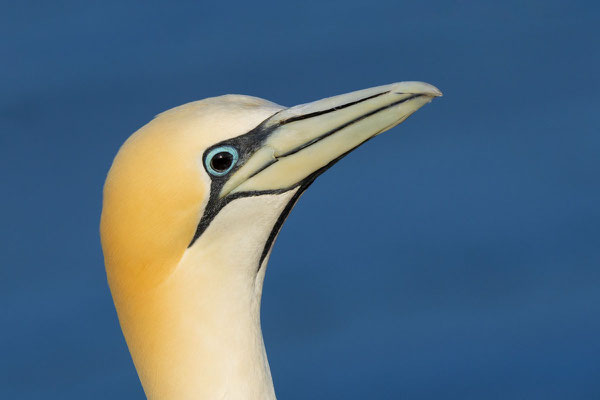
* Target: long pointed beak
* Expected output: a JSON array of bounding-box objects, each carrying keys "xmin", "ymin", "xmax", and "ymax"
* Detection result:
[{"xmin": 221, "ymin": 81, "xmax": 442, "ymax": 198}]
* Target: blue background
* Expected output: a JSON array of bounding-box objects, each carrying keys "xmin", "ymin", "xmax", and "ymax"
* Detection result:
[{"xmin": 2, "ymin": 1, "xmax": 599, "ymax": 399}]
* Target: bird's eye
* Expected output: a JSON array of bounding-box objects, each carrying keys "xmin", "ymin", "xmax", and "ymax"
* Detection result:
[{"xmin": 205, "ymin": 146, "xmax": 239, "ymax": 176}]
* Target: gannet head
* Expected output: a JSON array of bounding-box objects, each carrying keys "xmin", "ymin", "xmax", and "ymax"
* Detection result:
[
  {"xmin": 100, "ymin": 82, "xmax": 441, "ymax": 399},
  {"xmin": 101, "ymin": 95, "xmax": 285, "ymax": 294},
  {"xmin": 101, "ymin": 81, "xmax": 441, "ymax": 293}
]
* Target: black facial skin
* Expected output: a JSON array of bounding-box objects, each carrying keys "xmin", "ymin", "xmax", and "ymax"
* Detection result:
[
  {"xmin": 189, "ymin": 91, "xmax": 424, "ymax": 271},
  {"xmin": 191, "ymin": 116, "xmax": 365, "ymax": 272},
  {"xmin": 189, "ymin": 109, "xmax": 345, "ymax": 274},
  {"xmin": 190, "ymin": 113, "xmax": 295, "ymax": 250}
]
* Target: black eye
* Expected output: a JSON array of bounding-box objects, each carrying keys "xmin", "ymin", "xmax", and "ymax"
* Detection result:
[
  {"xmin": 211, "ymin": 152, "xmax": 233, "ymax": 171},
  {"xmin": 205, "ymin": 146, "xmax": 238, "ymax": 176}
]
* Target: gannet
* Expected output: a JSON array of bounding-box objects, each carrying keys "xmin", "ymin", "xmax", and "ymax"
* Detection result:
[{"xmin": 100, "ymin": 81, "xmax": 442, "ymax": 400}]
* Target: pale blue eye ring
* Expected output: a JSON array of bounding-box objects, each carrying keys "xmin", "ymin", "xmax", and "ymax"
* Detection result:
[{"xmin": 205, "ymin": 146, "xmax": 239, "ymax": 176}]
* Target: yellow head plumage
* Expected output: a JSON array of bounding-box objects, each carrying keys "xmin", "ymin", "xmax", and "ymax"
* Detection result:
[
  {"xmin": 101, "ymin": 95, "xmax": 283, "ymax": 296},
  {"xmin": 100, "ymin": 82, "xmax": 441, "ymax": 400}
]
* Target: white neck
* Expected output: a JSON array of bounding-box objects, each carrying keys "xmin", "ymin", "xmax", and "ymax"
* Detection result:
[{"xmin": 120, "ymin": 189, "xmax": 299, "ymax": 400}]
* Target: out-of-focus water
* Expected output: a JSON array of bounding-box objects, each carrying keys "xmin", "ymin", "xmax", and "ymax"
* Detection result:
[{"xmin": 1, "ymin": 1, "xmax": 598, "ymax": 399}]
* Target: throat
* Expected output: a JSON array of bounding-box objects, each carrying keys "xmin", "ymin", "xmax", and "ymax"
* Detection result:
[
  {"xmin": 114, "ymin": 190, "xmax": 299, "ymax": 400},
  {"xmin": 126, "ymin": 254, "xmax": 275, "ymax": 400}
]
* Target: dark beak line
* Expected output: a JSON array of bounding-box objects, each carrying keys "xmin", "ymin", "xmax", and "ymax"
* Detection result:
[
  {"xmin": 278, "ymin": 93, "xmax": 423, "ymax": 158},
  {"xmin": 233, "ymin": 93, "xmax": 424, "ymax": 201},
  {"xmin": 276, "ymin": 91, "xmax": 389, "ymax": 126}
]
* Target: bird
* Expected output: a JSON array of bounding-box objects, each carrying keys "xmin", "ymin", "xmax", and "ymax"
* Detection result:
[{"xmin": 100, "ymin": 81, "xmax": 442, "ymax": 400}]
